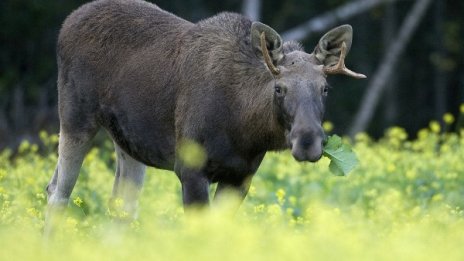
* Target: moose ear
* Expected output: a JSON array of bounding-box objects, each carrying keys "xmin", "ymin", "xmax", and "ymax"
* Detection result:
[
  {"xmin": 251, "ymin": 22, "xmax": 284, "ymax": 70},
  {"xmin": 313, "ymin": 24, "xmax": 353, "ymax": 67}
]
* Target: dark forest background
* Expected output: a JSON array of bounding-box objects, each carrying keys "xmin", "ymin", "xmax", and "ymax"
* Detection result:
[{"xmin": 0, "ymin": 0, "xmax": 463, "ymax": 149}]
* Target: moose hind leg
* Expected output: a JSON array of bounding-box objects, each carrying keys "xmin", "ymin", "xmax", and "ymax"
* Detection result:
[
  {"xmin": 47, "ymin": 130, "xmax": 96, "ymax": 206},
  {"xmin": 45, "ymin": 129, "xmax": 96, "ymax": 236},
  {"xmin": 109, "ymin": 143, "xmax": 146, "ymax": 221}
]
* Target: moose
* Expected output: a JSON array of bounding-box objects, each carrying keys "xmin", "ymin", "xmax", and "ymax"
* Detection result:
[{"xmin": 46, "ymin": 0, "xmax": 365, "ymax": 225}]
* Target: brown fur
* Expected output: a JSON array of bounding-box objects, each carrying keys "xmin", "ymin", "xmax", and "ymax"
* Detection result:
[{"xmin": 47, "ymin": 0, "xmax": 358, "ymax": 212}]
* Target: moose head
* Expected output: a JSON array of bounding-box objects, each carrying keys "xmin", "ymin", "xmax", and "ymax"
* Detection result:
[{"xmin": 251, "ymin": 23, "xmax": 365, "ymax": 162}]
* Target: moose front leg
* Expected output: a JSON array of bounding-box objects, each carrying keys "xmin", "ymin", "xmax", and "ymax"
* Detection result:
[
  {"xmin": 213, "ymin": 153, "xmax": 263, "ymax": 206},
  {"xmin": 213, "ymin": 176, "xmax": 252, "ymax": 205},
  {"xmin": 177, "ymin": 166, "xmax": 210, "ymax": 208}
]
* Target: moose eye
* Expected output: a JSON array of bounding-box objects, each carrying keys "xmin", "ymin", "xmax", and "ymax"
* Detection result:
[
  {"xmin": 274, "ymin": 84, "xmax": 286, "ymax": 97},
  {"xmin": 322, "ymin": 86, "xmax": 329, "ymax": 95}
]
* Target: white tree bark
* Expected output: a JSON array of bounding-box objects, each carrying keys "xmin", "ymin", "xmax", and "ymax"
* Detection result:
[
  {"xmin": 348, "ymin": 0, "xmax": 433, "ymax": 136},
  {"xmin": 242, "ymin": 0, "xmax": 261, "ymax": 21},
  {"xmin": 282, "ymin": 0, "xmax": 399, "ymax": 41}
]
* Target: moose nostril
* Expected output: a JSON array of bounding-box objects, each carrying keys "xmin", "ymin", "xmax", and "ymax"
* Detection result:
[{"xmin": 300, "ymin": 137, "xmax": 312, "ymax": 150}]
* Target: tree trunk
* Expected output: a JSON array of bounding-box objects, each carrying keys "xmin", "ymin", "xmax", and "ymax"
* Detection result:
[
  {"xmin": 348, "ymin": 0, "xmax": 433, "ymax": 136},
  {"xmin": 242, "ymin": 0, "xmax": 261, "ymax": 21},
  {"xmin": 383, "ymin": 1, "xmax": 398, "ymax": 126},
  {"xmin": 11, "ymin": 85, "xmax": 26, "ymax": 132},
  {"xmin": 281, "ymin": 0, "xmax": 399, "ymax": 41},
  {"xmin": 0, "ymin": 106, "xmax": 8, "ymax": 149},
  {"xmin": 433, "ymin": 0, "xmax": 446, "ymax": 120}
]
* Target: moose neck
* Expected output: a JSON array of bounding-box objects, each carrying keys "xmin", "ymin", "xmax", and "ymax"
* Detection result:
[{"xmin": 182, "ymin": 14, "xmax": 288, "ymax": 154}]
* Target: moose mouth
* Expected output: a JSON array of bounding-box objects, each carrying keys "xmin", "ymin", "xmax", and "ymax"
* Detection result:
[{"xmin": 289, "ymin": 131, "xmax": 325, "ymax": 163}]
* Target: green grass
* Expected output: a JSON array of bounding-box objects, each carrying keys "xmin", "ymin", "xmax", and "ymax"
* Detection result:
[{"xmin": 1, "ymin": 121, "xmax": 464, "ymax": 260}]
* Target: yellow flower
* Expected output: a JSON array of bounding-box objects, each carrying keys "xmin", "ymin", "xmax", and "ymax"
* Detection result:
[
  {"xmin": 276, "ymin": 189, "xmax": 286, "ymax": 205},
  {"xmin": 31, "ymin": 144, "xmax": 38, "ymax": 153},
  {"xmin": 417, "ymin": 128, "xmax": 429, "ymax": 140},
  {"xmin": 26, "ymin": 208, "xmax": 39, "ymax": 218},
  {"xmin": 39, "ymin": 130, "xmax": 46, "ymax": 142},
  {"xmin": 355, "ymin": 132, "xmax": 370, "ymax": 143},
  {"xmin": 429, "ymin": 121, "xmax": 441, "ymax": 133},
  {"xmin": 254, "ymin": 204, "xmax": 265, "ymax": 213},
  {"xmin": 387, "ymin": 127, "xmax": 407, "ymax": 140},
  {"xmin": 460, "ymin": 103, "xmax": 464, "ymax": 114},
  {"xmin": 18, "ymin": 140, "xmax": 30, "ymax": 153},
  {"xmin": 443, "ymin": 113, "xmax": 455, "ymax": 125},
  {"xmin": 50, "ymin": 134, "xmax": 59, "ymax": 144},
  {"xmin": 323, "ymin": 121, "xmax": 334, "ymax": 132},
  {"xmin": 73, "ymin": 196, "xmax": 83, "ymax": 207}
]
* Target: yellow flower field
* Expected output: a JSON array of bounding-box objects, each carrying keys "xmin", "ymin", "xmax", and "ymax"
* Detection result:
[{"xmin": 1, "ymin": 121, "xmax": 464, "ymax": 260}]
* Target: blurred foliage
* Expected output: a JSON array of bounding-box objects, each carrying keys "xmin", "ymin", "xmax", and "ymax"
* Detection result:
[
  {"xmin": 0, "ymin": 0, "xmax": 463, "ymax": 146},
  {"xmin": 2, "ymin": 2, "xmax": 463, "ymax": 257},
  {"xmin": 1, "ymin": 110, "xmax": 464, "ymax": 259},
  {"xmin": 0, "ymin": 0, "xmax": 84, "ymax": 99}
]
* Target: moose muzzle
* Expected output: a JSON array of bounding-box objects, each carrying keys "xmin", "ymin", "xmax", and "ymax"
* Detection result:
[{"xmin": 290, "ymin": 130, "xmax": 325, "ymax": 162}]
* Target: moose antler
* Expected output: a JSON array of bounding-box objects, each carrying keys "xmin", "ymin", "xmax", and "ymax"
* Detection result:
[
  {"xmin": 323, "ymin": 42, "xmax": 366, "ymax": 79},
  {"xmin": 260, "ymin": 32, "xmax": 280, "ymax": 75}
]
